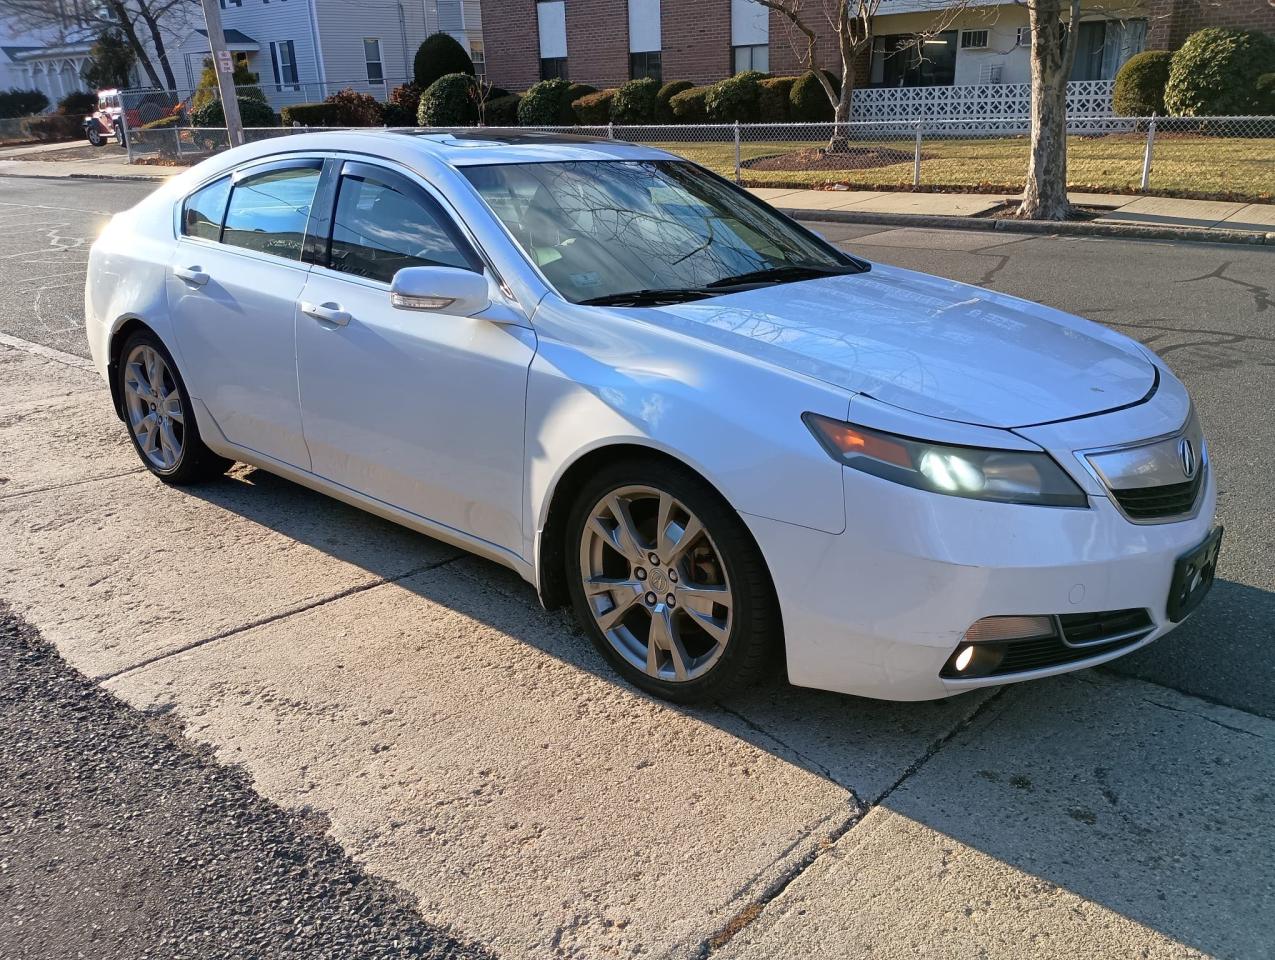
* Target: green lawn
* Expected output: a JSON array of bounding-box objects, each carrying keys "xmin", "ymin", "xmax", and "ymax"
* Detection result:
[{"xmin": 653, "ymin": 134, "xmax": 1274, "ymax": 202}]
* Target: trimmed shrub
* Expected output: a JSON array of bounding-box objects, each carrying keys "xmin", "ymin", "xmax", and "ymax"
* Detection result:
[
  {"xmin": 611, "ymin": 77, "xmax": 660, "ymax": 123},
  {"xmin": 565, "ymin": 82, "xmax": 597, "ymax": 104},
  {"xmin": 191, "ymin": 59, "xmax": 264, "ymax": 115},
  {"xmin": 281, "ymin": 102, "xmax": 333, "ymax": 126},
  {"xmin": 1258, "ymin": 73, "xmax": 1275, "ymax": 113},
  {"xmin": 789, "ymin": 70, "xmax": 836, "ymax": 122},
  {"xmin": 0, "ymin": 88, "xmax": 49, "ymax": 119},
  {"xmin": 413, "ymin": 32, "xmax": 474, "ymax": 90},
  {"xmin": 192, "ymin": 95, "xmax": 276, "ymax": 128},
  {"xmin": 758, "ymin": 76, "xmax": 795, "ymax": 122},
  {"xmin": 706, "ymin": 71, "xmax": 763, "ymax": 122},
  {"xmin": 384, "ymin": 83, "xmax": 422, "ymax": 126},
  {"xmin": 518, "ymin": 78, "xmax": 576, "ymax": 125},
  {"xmin": 418, "ymin": 72, "xmax": 479, "ymax": 126},
  {"xmin": 668, "ymin": 85, "xmax": 711, "ymax": 123},
  {"xmin": 484, "ymin": 92, "xmax": 521, "ymax": 125},
  {"xmin": 1113, "ymin": 51, "xmax": 1173, "ymax": 116},
  {"xmin": 27, "ymin": 114, "xmax": 81, "ymax": 141},
  {"xmin": 320, "ymin": 87, "xmax": 384, "ymax": 126},
  {"xmin": 487, "ymin": 86, "xmax": 511, "ymax": 99},
  {"xmin": 656, "ymin": 79, "xmax": 693, "ymax": 120},
  {"xmin": 572, "ymin": 89, "xmax": 616, "ymax": 125},
  {"xmin": 57, "ymin": 91, "xmax": 98, "ymax": 117},
  {"xmin": 1164, "ymin": 27, "xmax": 1275, "ymax": 116},
  {"xmin": 140, "ymin": 113, "xmax": 183, "ymax": 130}
]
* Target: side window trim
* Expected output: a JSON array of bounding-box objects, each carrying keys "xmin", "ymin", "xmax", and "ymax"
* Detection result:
[{"xmin": 180, "ymin": 173, "xmax": 232, "ymax": 243}]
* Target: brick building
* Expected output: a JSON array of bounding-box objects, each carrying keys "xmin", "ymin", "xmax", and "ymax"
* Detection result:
[{"xmin": 484, "ymin": 0, "xmax": 1275, "ymax": 96}]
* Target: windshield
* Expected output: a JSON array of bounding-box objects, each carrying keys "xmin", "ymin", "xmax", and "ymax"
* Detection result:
[{"xmin": 462, "ymin": 160, "xmax": 862, "ymax": 304}]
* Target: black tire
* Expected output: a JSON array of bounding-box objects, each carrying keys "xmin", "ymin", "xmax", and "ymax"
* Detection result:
[
  {"xmin": 86, "ymin": 125, "xmax": 104, "ymax": 147},
  {"xmin": 117, "ymin": 329, "xmax": 232, "ymax": 485},
  {"xmin": 565, "ymin": 457, "xmax": 781, "ymax": 703}
]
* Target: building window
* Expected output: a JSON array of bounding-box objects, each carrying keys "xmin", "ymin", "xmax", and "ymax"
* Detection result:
[
  {"xmin": 732, "ymin": 43, "xmax": 768, "ymax": 74},
  {"xmin": 1015, "ymin": 26, "xmax": 1030, "ymax": 46},
  {"xmin": 540, "ymin": 57, "xmax": 568, "ymax": 81},
  {"xmin": 219, "ymin": 0, "xmax": 242, "ymax": 8},
  {"xmin": 269, "ymin": 40, "xmax": 299, "ymax": 91},
  {"xmin": 471, "ymin": 44, "xmax": 485, "ymax": 83},
  {"xmin": 870, "ymin": 32, "xmax": 957, "ymax": 87},
  {"xmin": 630, "ymin": 51, "xmax": 661, "ymax": 82},
  {"xmin": 959, "ymin": 30, "xmax": 989, "ymax": 49},
  {"xmin": 363, "ymin": 38, "xmax": 383, "ymax": 85}
]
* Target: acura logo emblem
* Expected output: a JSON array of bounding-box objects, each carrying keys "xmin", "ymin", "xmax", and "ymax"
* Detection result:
[{"xmin": 1178, "ymin": 438, "xmax": 1197, "ymax": 479}]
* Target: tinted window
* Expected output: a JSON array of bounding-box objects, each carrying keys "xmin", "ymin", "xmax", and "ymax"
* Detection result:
[
  {"xmin": 182, "ymin": 176, "xmax": 231, "ymax": 241},
  {"xmin": 223, "ymin": 165, "xmax": 321, "ymax": 261},
  {"xmin": 329, "ymin": 171, "xmax": 477, "ymax": 283}
]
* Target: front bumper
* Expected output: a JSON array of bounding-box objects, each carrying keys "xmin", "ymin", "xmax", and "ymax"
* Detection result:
[{"xmin": 744, "ymin": 455, "xmax": 1217, "ymax": 702}]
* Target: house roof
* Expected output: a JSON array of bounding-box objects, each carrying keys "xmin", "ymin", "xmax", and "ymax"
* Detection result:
[{"xmin": 194, "ymin": 28, "xmax": 259, "ymax": 50}]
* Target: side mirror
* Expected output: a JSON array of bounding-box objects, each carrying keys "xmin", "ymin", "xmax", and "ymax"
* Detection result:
[{"xmin": 390, "ymin": 265, "xmax": 490, "ymax": 316}]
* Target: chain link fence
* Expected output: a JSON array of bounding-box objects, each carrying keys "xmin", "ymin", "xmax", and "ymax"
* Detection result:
[{"xmin": 121, "ymin": 104, "xmax": 1275, "ymax": 202}]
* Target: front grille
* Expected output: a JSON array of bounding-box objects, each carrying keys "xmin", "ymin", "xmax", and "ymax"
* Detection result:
[
  {"xmin": 943, "ymin": 608, "xmax": 1154, "ymax": 679},
  {"xmin": 1111, "ymin": 471, "xmax": 1204, "ymax": 521}
]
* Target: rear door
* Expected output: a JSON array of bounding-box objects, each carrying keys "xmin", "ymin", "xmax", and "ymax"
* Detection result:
[
  {"xmin": 294, "ymin": 159, "xmax": 535, "ymax": 556},
  {"xmin": 167, "ymin": 157, "xmax": 324, "ymax": 468}
]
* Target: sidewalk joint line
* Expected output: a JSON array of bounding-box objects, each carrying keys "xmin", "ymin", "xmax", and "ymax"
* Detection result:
[{"xmin": 97, "ymin": 554, "xmax": 464, "ymax": 684}]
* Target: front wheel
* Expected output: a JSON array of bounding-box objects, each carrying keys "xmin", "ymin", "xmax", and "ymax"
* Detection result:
[
  {"xmin": 85, "ymin": 125, "xmax": 104, "ymax": 147},
  {"xmin": 117, "ymin": 330, "xmax": 231, "ymax": 484},
  {"xmin": 565, "ymin": 460, "xmax": 780, "ymax": 703}
]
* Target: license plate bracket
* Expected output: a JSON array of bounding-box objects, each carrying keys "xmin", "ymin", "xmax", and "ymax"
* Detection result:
[{"xmin": 1167, "ymin": 526, "xmax": 1223, "ymax": 623}]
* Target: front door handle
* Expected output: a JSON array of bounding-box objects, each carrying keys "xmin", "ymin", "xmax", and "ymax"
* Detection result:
[
  {"xmin": 300, "ymin": 301, "xmax": 351, "ymax": 327},
  {"xmin": 174, "ymin": 265, "xmax": 209, "ymax": 287}
]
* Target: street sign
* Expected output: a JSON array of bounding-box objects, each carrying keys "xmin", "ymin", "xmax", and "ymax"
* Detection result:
[{"xmin": 216, "ymin": 50, "xmax": 234, "ymax": 74}]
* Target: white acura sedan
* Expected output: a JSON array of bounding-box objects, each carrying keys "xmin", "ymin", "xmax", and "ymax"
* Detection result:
[{"xmin": 85, "ymin": 131, "xmax": 1220, "ymax": 703}]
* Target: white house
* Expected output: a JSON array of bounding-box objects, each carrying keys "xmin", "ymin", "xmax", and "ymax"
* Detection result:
[{"xmin": 0, "ymin": 17, "xmax": 97, "ymax": 105}]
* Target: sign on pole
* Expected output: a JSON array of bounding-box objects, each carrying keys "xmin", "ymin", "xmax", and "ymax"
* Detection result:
[{"xmin": 199, "ymin": 0, "xmax": 245, "ymax": 147}]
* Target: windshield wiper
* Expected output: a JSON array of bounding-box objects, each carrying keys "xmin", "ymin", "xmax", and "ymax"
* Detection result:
[
  {"xmin": 706, "ymin": 263, "xmax": 861, "ymax": 289},
  {"xmin": 578, "ymin": 288, "xmax": 717, "ymax": 307}
]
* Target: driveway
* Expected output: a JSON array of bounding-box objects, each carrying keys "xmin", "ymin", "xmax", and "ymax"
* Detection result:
[{"xmin": 1, "ymin": 176, "xmax": 1272, "ymax": 958}]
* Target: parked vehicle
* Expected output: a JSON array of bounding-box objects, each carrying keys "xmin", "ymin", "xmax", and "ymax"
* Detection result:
[
  {"xmin": 83, "ymin": 88, "xmax": 125, "ymax": 146},
  {"xmin": 84, "ymin": 131, "xmax": 1220, "ymax": 703}
]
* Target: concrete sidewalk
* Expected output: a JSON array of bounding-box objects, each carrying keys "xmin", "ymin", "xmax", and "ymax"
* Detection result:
[
  {"xmin": 1, "ymin": 152, "xmax": 1272, "ymax": 239},
  {"xmin": 4, "ymin": 335, "xmax": 1275, "ymax": 959}
]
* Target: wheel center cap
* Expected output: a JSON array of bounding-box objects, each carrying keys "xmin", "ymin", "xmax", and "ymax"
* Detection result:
[{"xmin": 649, "ymin": 569, "xmax": 669, "ymax": 594}]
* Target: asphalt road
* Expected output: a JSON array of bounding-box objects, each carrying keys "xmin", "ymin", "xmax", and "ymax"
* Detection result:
[{"xmin": 3, "ymin": 174, "xmax": 1270, "ymax": 716}]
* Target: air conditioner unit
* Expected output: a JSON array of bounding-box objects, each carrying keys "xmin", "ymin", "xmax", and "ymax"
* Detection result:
[{"xmin": 979, "ymin": 63, "xmax": 1004, "ymax": 84}]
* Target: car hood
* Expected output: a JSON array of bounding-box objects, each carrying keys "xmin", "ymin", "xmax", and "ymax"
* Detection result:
[{"xmin": 649, "ymin": 263, "xmax": 1155, "ymax": 429}]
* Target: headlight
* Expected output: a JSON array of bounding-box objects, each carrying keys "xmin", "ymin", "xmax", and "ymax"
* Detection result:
[{"xmin": 803, "ymin": 413, "xmax": 1088, "ymax": 508}]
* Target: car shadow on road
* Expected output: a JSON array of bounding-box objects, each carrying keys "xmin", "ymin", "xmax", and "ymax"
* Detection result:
[{"xmin": 181, "ymin": 466, "xmax": 1275, "ymax": 959}]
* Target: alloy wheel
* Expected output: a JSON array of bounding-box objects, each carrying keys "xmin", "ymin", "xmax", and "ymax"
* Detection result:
[
  {"xmin": 579, "ymin": 484, "xmax": 734, "ymax": 683},
  {"xmin": 123, "ymin": 344, "xmax": 185, "ymax": 471}
]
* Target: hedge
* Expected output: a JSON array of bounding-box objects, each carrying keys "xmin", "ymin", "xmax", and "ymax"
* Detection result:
[
  {"xmin": 385, "ymin": 83, "xmax": 422, "ymax": 126},
  {"xmin": 518, "ymin": 77, "xmax": 577, "ymax": 125},
  {"xmin": 0, "ymin": 88, "xmax": 49, "ymax": 119},
  {"xmin": 1259, "ymin": 73, "xmax": 1275, "ymax": 113},
  {"xmin": 656, "ymin": 79, "xmax": 693, "ymax": 121},
  {"xmin": 758, "ymin": 77, "xmax": 794, "ymax": 123},
  {"xmin": 668, "ymin": 84, "xmax": 711, "ymax": 123},
  {"xmin": 1164, "ymin": 27, "xmax": 1275, "ymax": 116},
  {"xmin": 414, "ymin": 33, "xmax": 474, "ymax": 90},
  {"xmin": 418, "ymin": 72, "xmax": 479, "ymax": 126},
  {"xmin": 484, "ymin": 92, "xmax": 522, "ymax": 126},
  {"xmin": 789, "ymin": 71, "xmax": 836, "ymax": 122},
  {"xmin": 706, "ymin": 71, "xmax": 764, "ymax": 122},
  {"xmin": 1113, "ymin": 51, "xmax": 1173, "ymax": 116},
  {"xmin": 27, "ymin": 114, "xmax": 81, "ymax": 141},
  {"xmin": 193, "ymin": 95, "xmax": 276, "ymax": 128},
  {"xmin": 57, "ymin": 91, "xmax": 98, "ymax": 117},
  {"xmin": 322, "ymin": 88, "xmax": 384, "ymax": 126},
  {"xmin": 280, "ymin": 102, "xmax": 338, "ymax": 126},
  {"xmin": 140, "ymin": 113, "xmax": 183, "ymax": 130},
  {"xmin": 611, "ymin": 77, "xmax": 660, "ymax": 123},
  {"xmin": 572, "ymin": 89, "xmax": 616, "ymax": 125}
]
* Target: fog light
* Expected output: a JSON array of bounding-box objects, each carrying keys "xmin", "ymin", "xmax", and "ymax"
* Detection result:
[{"xmin": 953, "ymin": 645, "xmax": 975, "ymax": 672}]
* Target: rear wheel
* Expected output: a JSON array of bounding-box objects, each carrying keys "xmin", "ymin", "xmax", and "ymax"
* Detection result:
[
  {"xmin": 565, "ymin": 460, "xmax": 780, "ymax": 703},
  {"xmin": 118, "ymin": 330, "xmax": 231, "ymax": 484}
]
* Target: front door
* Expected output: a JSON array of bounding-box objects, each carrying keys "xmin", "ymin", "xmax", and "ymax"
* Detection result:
[
  {"xmin": 295, "ymin": 160, "xmax": 535, "ymax": 556},
  {"xmin": 167, "ymin": 158, "xmax": 324, "ymax": 468}
]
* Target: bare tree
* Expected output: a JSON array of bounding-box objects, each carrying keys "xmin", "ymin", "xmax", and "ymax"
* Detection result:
[
  {"xmin": 748, "ymin": 0, "xmax": 974, "ymax": 147},
  {"xmin": 1016, "ymin": 0, "xmax": 1082, "ymax": 219},
  {"xmin": 0, "ymin": 0, "xmax": 196, "ymax": 91}
]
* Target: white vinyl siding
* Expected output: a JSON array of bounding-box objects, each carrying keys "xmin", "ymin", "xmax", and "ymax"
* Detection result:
[
  {"xmin": 315, "ymin": 0, "xmax": 426, "ymax": 98},
  {"xmin": 627, "ymin": 0, "xmax": 660, "ymax": 53},
  {"xmin": 537, "ymin": 1, "xmax": 567, "ymax": 59}
]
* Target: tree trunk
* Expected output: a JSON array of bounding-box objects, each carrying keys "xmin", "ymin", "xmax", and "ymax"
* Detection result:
[
  {"xmin": 105, "ymin": 0, "xmax": 164, "ymax": 89},
  {"xmin": 1018, "ymin": 0, "xmax": 1081, "ymax": 219},
  {"xmin": 139, "ymin": 2, "xmax": 178, "ymax": 90}
]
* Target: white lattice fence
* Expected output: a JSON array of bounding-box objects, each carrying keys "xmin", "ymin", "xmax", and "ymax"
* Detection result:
[{"xmin": 851, "ymin": 80, "xmax": 1115, "ymax": 132}]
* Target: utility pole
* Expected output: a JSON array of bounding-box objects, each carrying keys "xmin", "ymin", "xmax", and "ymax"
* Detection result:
[{"xmin": 199, "ymin": 0, "xmax": 244, "ymax": 147}]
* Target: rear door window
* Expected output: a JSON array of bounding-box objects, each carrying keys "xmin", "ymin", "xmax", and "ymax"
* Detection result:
[{"xmin": 223, "ymin": 162, "xmax": 322, "ymax": 261}]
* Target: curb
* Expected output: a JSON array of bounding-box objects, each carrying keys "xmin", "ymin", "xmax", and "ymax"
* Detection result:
[{"xmin": 777, "ymin": 207, "xmax": 1274, "ymax": 246}]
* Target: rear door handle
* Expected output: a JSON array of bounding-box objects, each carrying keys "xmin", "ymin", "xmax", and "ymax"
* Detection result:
[
  {"xmin": 174, "ymin": 265, "xmax": 209, "ymax": 287},
  {"xmin": 300, "ymin": 301, "xmax": 351, "ymax": 327}
]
